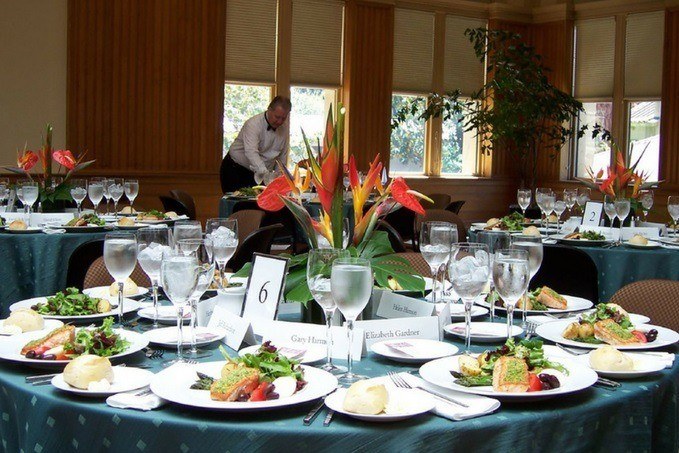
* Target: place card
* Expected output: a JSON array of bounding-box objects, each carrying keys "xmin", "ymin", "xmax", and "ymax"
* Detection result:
[
  {"xmin": 241, "ymin": 253, "xmax": 289, "ymax": 321},
  {"xmin": 355, "ymin": 316, "xmax": 440, "ymax": 351},
  {"xmin": 207, "ymin": 305, "xmax": 252, "ymax": 350},
  {"xmin": 621, "ymin": 226, "xmax": 661, "ymax": 240},
  {"xmin": 581, "ymin": 201, "xmax": 603, "ymax": 227},
  {"xmin": 376, "ymin": 291, "xmax": 438, "ymax": 319},
  {"xmin": 638, "ymin": 221, "xmax": 668, "ymax": 237}
]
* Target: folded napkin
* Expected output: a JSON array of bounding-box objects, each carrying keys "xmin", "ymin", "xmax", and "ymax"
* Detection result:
[
  {"xmin": 543, "ymin": 345, "xmax": 675, "ymax": 370},
  {"xmin": 43, "ymin": 228, "xmax": 65, "ymax": 235},
  {"xmin": 106, "ymin": 386, "xmax": 166, "ymax": 411}
]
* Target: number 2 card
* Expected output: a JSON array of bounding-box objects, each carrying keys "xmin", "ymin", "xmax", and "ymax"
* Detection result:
[
  {"xmin": 241, "ymin": 253, "xmax": 289, "ymax": 321},
  {"xmin": 581, "ymin": 201, "xmax": 603, "ymax": 227}
]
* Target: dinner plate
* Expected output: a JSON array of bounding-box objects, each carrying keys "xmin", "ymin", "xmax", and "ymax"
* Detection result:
[
  {"xmin": 84, "ymin": 286, "xmax": 149, "ymax": 299},
  {"xmin": 60, "ymin": 225, "xmax": 111, "ymax": 233},
  {"xmin": 51, "ymin": 366, "xmax": 154, "ymax": 397},
  {"xmin": 0, "ymin": 318, "xmax": 63, "ymax": 335},
  {"xmin": 138, "ymin": 306, "xmax": 191, "ymax": 324},
  {"xmin": 238, "ymin": 344, "xmax": 326, "ymax": 364},
  {"xmin": 9, "ymin": 296, "xmax": 142, "ymax": 322},
  {"xmin": 444, "ymin": 322, "xmax": 523, "ymax": 343},
  {"xmin": 657, "ymin": 238, "xmax": 679, "ymax": 247},
  {"xmin": 470, "ymin": 223, "xmax": 521, "ymax": 233},
  {"xmin": 370, "ymin": 339, "xmax": 458, "ymax": 363},
  {"xmin": 449, "ymin": 305, "xmax": 489, "ymax": 321},
  {"xmin": 5, "ymin": 227, "xmax": 43, "ymax": 234},
  {"xmin": 553, "ymin": 235, "xmax": 612, "ymax": 247},
  {"xmin": 325, "ymin": 386, "xmax": 435, "ymax": 422},
  {"xmin": 623, "ymin": 240, "xmax": 662, "ymax": 249},
  {"xmin": 145, "ymin": 326, "xmax": 226, "ymax": 347},
  {"xmin": 113, "ymin": 223, "xmax": 148, "ymax": 230},
  {"xmin": 0, "ymin": 328, "xmax": 149, "ymax": 368},
  {"xmin": 150, "ymin": 362, "xmax": 337, "ymax": 411},
  {"xmin": 475, "ymin": 294, "xmax": 594, "ymax": 315},
  {"xmin": 419, "ymin": 355, "xmax": 597, "ymax": 401},
  {"xmin": 535, "ymin": 320, "xmax": 679, "ymax": 350}
]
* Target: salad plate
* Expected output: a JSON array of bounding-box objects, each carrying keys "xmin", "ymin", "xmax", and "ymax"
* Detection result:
[
  {"xmin": 238, "ymin": 344, "xmax": 326, "ymax": 364},
  {"xmin": 536, "ymin": 320, "xmax": 679, "ymax": 350},
  {"xmin": 145, "ymin": 326, "xmax": 227, "ymax": 347},
  {"xmin": 475, "ymin": 293, "xmax": 593, "ymax": 315},
  {"xmin": 51, "ymin": 366, "xmax": 154, "ymax": 397},
  {"xmin": 370, "ymin": 339, "xmax": 458, "ymax": 364},
  {"xmin": 84, "ymin": 286, "xmax": 149, "ymax": 299},
  {"xmin": 150, "ymin": 361, "xmax": 338, "ymax": 411},
  {"xmin": 9, "ymin": 296, "xmax": 142, "ymax": 322},
  {"xmin": 623, "ymin": 240, "xmax": 662, "ymax": 249},
  {"xmin": 552, "ymin": 235, "xmax": 612, "ymax": 247},
  {"xmin": 325, "ymin": 386, "xmax": 435, "ymax": 422},
  {"xmin": 444, "ymin": 322, "xmax": 523, "ymax": 343}
]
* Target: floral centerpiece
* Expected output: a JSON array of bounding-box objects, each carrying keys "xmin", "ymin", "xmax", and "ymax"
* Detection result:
[
  {"xmin": 4, "ymin": 124, "xmax": 94, "ymax": 210},
  {"xmin": 234, "ymin": 105, "xmax": 432, "ymax": 304}
]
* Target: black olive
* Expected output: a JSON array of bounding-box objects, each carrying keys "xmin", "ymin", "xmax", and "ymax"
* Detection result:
[
  {"xmin": 35, "ymin": 354, "xmax": 44, "ymax": 360},
  {"xmin": 42, "ymin": 354, "xmax": 56, "ymax": 360},
  {"xmin": 645, "ymin": 329, "xmax": 658, "ymax": 342},
  {"xmin": 25, "ymin": 351, "xmax": 36, "ymax": 359},
  {"xmin": 538, "ymin": 373, "xmax": 560, "ymax": 390}
]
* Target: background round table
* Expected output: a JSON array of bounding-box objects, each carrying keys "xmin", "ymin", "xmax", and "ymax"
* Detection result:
[
  {"xmin": 0, "ymin": 330, "xmax": 676, "ymax": 452},
  {"xmin": 0, "ymin": 231, "xmax": 107, "ymax": 316}
]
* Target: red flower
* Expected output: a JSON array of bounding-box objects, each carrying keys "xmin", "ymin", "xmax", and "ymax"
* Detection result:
[
  {"xmin": 390, "ymin": 177, "xmax": 426, "ymax": 215},
  {"xmin": 257, "ymin": 176, "xmax": 293, "ymax": 211},
  {"xmin": 17, "ymin": 150, "xmax": 38, "ymax": 171},
  {"xmin": 52, "ymin": 150, "xmax": 77, "ymax": 170}
]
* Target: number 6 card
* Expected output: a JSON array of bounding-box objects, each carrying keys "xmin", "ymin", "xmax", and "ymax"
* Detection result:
[{"xmin": 241, "ymin": 253, "xmax": 290, "ymax": 321}]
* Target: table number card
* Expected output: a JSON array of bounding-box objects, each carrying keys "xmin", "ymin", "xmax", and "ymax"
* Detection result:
[
  {"xmin": 241, "ymin": 253, "xmax": 289, "ymax": 321},
  {"xmin": 207, "ymin": 305, "xmax": 252, "ymax": 350},
  {"xmin": 581, "ymin": 201, "xmax": 603, "ymax": 227}
]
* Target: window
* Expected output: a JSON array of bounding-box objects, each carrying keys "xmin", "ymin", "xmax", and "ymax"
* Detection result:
[
  {"xmin": 223, "ymin": 83, "xmax": 272, "ymax": 155},
  {"xmin": 289, "ymin": 86, "xmax": 338, "ymax": 167},
  {"xmin": 628, "ymin": 101, "xmax": 661, "ymax": 181},
  {"xmin": 390, "ymin": 94, "xmax": 426, "ymax": 174},
  {"xmin": 441, "ymin": 110, "xmax": 477, "ymax": 175},
  {"xmin": 574, "ymin": 102, "xmax": 613, "ymax": 178}
]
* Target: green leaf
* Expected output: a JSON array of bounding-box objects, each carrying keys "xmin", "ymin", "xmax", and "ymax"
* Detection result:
[
  {"xmin": 233, "ymin": 262, "xmax": 252, "ymax": 278},
  {"xmin": 371, "ymin": 254, "xmax": 425, "ymax": 292},
  {"xmin": 358, "ymin": 230, "xmax": 394, "ymax": 259}
]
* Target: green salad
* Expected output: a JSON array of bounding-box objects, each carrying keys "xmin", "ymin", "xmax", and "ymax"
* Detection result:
[
  {"xmin": 580, "ymin": 230, "xmax": 606, "ymax": 241},
  {"xmin": 66, "ymin": 213, "xmax": 106, "ymax": 227},
  {"xmin": 32, "ymin": 287, "xmax": 112, "ymax": 316},
  {"xmin": 65, "ymin": 317, "xmax": 129, "ymax": 357}
]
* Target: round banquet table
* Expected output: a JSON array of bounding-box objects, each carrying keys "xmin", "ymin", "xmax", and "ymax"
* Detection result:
[
  {"xmin": 0, "ymin": 327, "xmax": 676, "ymax": 452},
  {"xmin": 0, "ymin": 231, "xmax": 107, "ymax": 316}
]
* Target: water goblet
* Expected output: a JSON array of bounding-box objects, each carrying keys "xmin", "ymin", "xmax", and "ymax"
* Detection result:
[
  {"xmin": 535, "ymin": 188, "xmax": 552, "ymax": 228},
  {"xmin": 564, "ymin": 189, "xmax": 577, "ymax": 215},
  {"xmin": 476, "ymin": 230, "xmax": 510, "ymax": 322},
  {"xmin": 21, "ymin": 181, "xmax": 39, "ymax": 221},
  {"xmin": 15, "ymin": 180, "xmax": 27, "ymax": 213},
  {"xmin": 492, "ymin": 249, "xmax": 530, "ymax": 340},
  {"xmin": 639, "ymin": 190, "xmax": 654, "ymax": 221},
  {"xmin": 314, "ymin": 217, "xmax": 350, "ymax": 249},
  {"xmin": 419, "ymin": 221, "xmax": 455, "ymax": 303},
  {"xmin": 517, "ymin": 189, "xmax": 531, "ymax": 218},
  {"xmin": 108, "ymin": 178, "xmax": 125, "ymax": 218},
  {"xmin": 136, "ymin": 227, "xmax": 173, "ymax": 330},
  {"xmin": 69, "ymin": 179, "xmax": 87, "ymax": 217},
  {"xmin": 576, "ymin": 188, "xmax": 591, "ymax": 212},
  {"xmin": 510, "ymin": 235, "xmax": 543, "ymax": 328},
  {"xmin": 174, "ymin": 221, "xmax": 203, "ymax": 252},
  {"xmin": 614, "ymin": 198, "xmax": 631, "ymax": 244},
  {"xmin": 669, "ymin": 196, "xmax": 679, "ymax": 236},
  {"xmin": 0, "ymin": 177, "xmax": 9, "ymax": 212},
  {"xmin": 104, "ymin": 232, "xmax": 139, "ymax": 326},
  {"xmin": 553, "ymin": 196, "xmax": 567, "ymax": 232},
  {"xmin": 88, "ymin": 178, "xmax": 105, "ymax": 214},
  {"xmin": 124, "ymin": 179, "xmax": 139, "ymax": 210},
  {"xmin": 205, "ymin": 218, "xmax": 238, "ymax": 291},
  {"xmin": 102, "ymin": 178, "xmax": 112, "ymax": 214},
  {"xmin": 603, "ymin": 195, "xmax": 617, "ymax": 239},
  {"xmin": 541, "ymin": 194, "xmax": 555, "ymax": 235}
]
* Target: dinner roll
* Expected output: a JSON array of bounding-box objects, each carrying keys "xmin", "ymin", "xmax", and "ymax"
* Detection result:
[
  {"xmin": 63, "ymin": 355, "xmax": 114, "ymax": 389},
  {"xmin": 486, "ymin": 218, "xmax": 500, "ymax": 227},
  {"xmin": 522, "ymin": 226, "xmax": 541, "ymax": 237},
  {"xmin": 343, "ymin": 379, "xmax": 388, "ymax": 415},
  {"xmin": 165, "ymin": 211, "xmax": 178, "ymax": 219},
  {"xmin": 589, "ymin": 345, "xmax": 634, "ymax": 371},
  {"xmin": 120, "ymin": 206, "xmax": 137, "ymax": 214},
  {"xmin": 4, "ymin": 309, "xmax": 44, "ymax": 332},
  {"xmin": 9, "ymin": 219, "xmax": 27, "ymax": 230},
  {"xmin": 117, "ymin": 217, "xmax": 135, "ymax": 226},
  {"xmin": 109, "ymin": 278, "xmax": 139, "ymax": 296},
  {"xmin": 628, "ymin": 234, "xmax": 648, "ymax": 246}
]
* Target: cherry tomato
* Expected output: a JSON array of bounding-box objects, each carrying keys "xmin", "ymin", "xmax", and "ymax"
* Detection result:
[
  {"xmin": 249, "ymin": 382, "xmax": 269, "ymax": 402},
  {"xmin": 632, "ymin": 331, "xmax": 648, "ymax": 343},
  {"xmin": 528, "ymin": 373, "xmax": 542, "ymax": 392}
]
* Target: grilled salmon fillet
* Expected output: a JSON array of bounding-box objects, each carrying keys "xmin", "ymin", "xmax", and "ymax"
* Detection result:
[
  {"xmin": 210, "ymin": 367, "xmax": 260, "ymax": 401},
  {"xmin": 492, "ymin": 356, "xmax": 530, "ymax": 392},
  {"xmin": 594, "ymin": 319, "xmax": 639, "ymax": 345},
  {"xmin": 536, "ymin": 287, "xmax": 567, "ymax": 310},
  {"xmin": 21, "ymin": 325, "xmax": 75, "ymax": 355}
]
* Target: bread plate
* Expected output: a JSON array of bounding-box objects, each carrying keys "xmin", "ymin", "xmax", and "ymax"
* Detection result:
[
  {"xmin": 9, "ymin": 297, "xmax": 142, "ymax": 322},
  {"xmin": 325, "ymin": 386, "xmax": 435, "ymax": 422},
  {"xmin": 4, "ymin": 227, "xmax": 43, "ymax": 234},
  {"xmin": 51, "ymin": 366, "xmax": 154, "ymax": 397},
  {"xmin": 623, "ymin": 240, "xmax": 662, "ymax": 249}
]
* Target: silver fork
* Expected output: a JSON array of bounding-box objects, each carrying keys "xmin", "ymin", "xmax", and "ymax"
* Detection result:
[
  {"xmin": 524, "ymin": 322, "xmax": 537, "ymax": 340},
  {"xmin": 387, "ymin": 371, "xmax": 469, "ymax": 408},
  {"xmin": 556, "ymin": 343, "xmax": 589, "ymax": 356}
]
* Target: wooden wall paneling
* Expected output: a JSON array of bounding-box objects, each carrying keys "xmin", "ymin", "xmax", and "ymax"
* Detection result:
[{"xmin": 660, "ymin": 8, "xmax": 679, "ymax": 191}]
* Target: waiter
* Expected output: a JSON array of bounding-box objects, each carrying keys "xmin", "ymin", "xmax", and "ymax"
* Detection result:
[{"xmin": 220, "ymin": 96, "xmax": 291, "ymax": 193}]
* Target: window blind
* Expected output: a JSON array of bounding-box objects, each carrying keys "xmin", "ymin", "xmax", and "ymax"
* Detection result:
[
  {"xmin": 625, "ymin": 11, "xmax": 665, "ymax": 98},
  {"xmin": 392, "ymin": 8, "xmax": 434, "ymax": 93},
  {"xmin": 291, "ymin": 0, "xmax": 344, "ymax": 86},
  {"xmin": 443, "ymin": 16, "xmax": 486, "ymax": 96},
  {"xmin": 574, "ymin": 17, "xmax": 616, "ymax": 99},
  {"xmin": 225, "ymin": 0, "xmax": 277, "ymax": 84}
]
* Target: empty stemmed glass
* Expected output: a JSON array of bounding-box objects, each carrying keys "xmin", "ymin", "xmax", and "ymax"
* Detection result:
[
  {"xmin": 576, "ymin": 188, "xmax": 591, "ymax": 213},
  {"xmin": 492, "ymin": 249, "xmax": 530, "ymax": 340},
  {"xmin": 108, "ymin": 178, "xmax": 125, "ymax": 218},
  {"xmin": 614, "ymin": 198, "xmax": 631, "ymax": 244},
  {"xmin": 603, "ymin": 195, "xmax": 617, "ymax": 239},
  {"xmin": 174, "ymin": 221, "xmax": 203, "ymax": 252},
  {"xmin": 88, "ymin": 178, "xmax": 104, "ymax": 214},
  {"xmin": 563, "ymin": 189, "xmax": 577, "ymax": 216},
  {"xmin": 307, "ymin": 248, "xmax": 350, "ymax": 374},
  {"xmin": 104, "ymin": 232, "xmax": 139, "ymax": 327},
  {"xmin": 21, "ymin": 181, "xmax": 39, "ymax": 220},
  {"xmin": 205, "ymin": 218, "xmax": 238, "ymax": 291},
  {"xmin": 177, "ymin": 238, "xmax": 215, "ymax": 359},
  {"xmin": 535, "ymin": 188, "xmax": 552, "ymax": 228},
  {"xmin": 639, "ymin": 190, "xmax": 654, "ymax": 221},
  {"xmin": 517, "ymin": 189, "xmax": 531, "ymax": 218},
  {"xmin": 69, "ymin": 179, "xmax": 87, "ymax": 217},
  {"xmin": 420, "ymin": 221, "xmax": 455, "ymax": 303},
  {"xmin": 448, "ymin": 243, "xmax": 490, "ymax": 352},
  {"xmin": 542, "ymin": 193, "xmax": 555, "ymax": 235},
  {"xmin": 102, "ymin": 178, "xmax": 112, "ymax": 214},
  {"xmin": 510, "ymin": 234, "xmax": 543, "ymax": 328},
  {"xmin": 124, "ymin": 179, "xmax": 139, "ymax": 210},
  {"xmin": 476, "ymin": 231, "xmax": 510, "ymax": 323},
  {"xmin": 136, "ymin": 227, "xmax": 173, "ymax": 330},
  {"xmin": 0, "ymin": 177, "xmax": 9, "ymax": 212},
  {"xmin": 669, "ymin": 196, "xmax": 679, "ymax": 236},
  {"xmin": 16, "ymin": 181, "xmax": 27, "ymax": 213},
  {"xmin": 331, "ymin": 257, "xmax": 372, "ymax": 385},
  {"xmin": 160, "ymin": 249, "xmax": 200, "ymax": 365},
  {"xmin": 553, "ymin": 195, "xmax": 567, "ymax": 233}
]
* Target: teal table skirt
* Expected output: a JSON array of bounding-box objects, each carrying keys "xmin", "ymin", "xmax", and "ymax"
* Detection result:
[
  {"xmin": 0, "ymin": 331, "xmax": 676, "ymax": 452},
  {"xmin": 0, "ymin": 231, "xmax": 107, "ymax": 315}
]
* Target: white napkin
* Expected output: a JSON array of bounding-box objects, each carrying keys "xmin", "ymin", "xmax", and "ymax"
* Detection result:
[
  {"xmin": 544, "ymin": 345, "xmax": 675, "ymax": 370},
  {"xmin": 106, "ymin": 386, "xmax": 166, "ymax": 411},
  {"xmin": 43, "ymin": 228, "xmax": 64, "ymax": 234}
]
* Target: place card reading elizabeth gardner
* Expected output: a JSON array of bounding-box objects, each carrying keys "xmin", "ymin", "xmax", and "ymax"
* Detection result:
[
  {"xmin": 241, "ymin": 253, "xmax": 290, "ymax": 321},
  {"xmin": 375, "ymin": 291, "xmax": 451, "ymax": 339}
]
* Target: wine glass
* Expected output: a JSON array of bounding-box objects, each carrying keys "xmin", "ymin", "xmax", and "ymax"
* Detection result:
[
  {"xmin": 438, "ymin": 225, "xmax": 458, "ymax": 302},
  {"xmin": 136, "ymin": 227, "xmax": 173, "ymax": 330},
  {"xmin": 541, "ymin": 194, "xmax": 555, "ymax": 235},
  {"xmin": 535, "ymin": 188, "xmax": 552, "ymax": 228},
  {"xmin": 0, "ymin": 177, "xmax": 9, "ymax": 212},
  {"xmin": 603, "ymin": 195, "xmax": 617, "ymax": 239},
  {"xmin": 563, "ymin": 189, "xmax": 577, "ymax": 215},
  {"xmin": 124, "ymin": 179, "xmax": 139, "ymax": 210},
  {"xmin": 177, "ymin": 238, "xmax": 215, "ymax": 359},
  {"xmin": 108, "ymin": 178, "xmax": 125, "ymax": 218},
  {"xmin": 639, "ymin": 190, "xmax": 654, "ymax": 221},
  {"xmin": 69, "ymin": 179, "xmax": 87, "ymax": 217},
  {"xmin": 510, "ymin": 234, "xmax": 543, "ymax": 328},
  {"xmin": 419, "ymin": 221, "xmax": 455, "ymax": 303},
  {"xmin": 576, "ymin": 188, "xmax": 591, "ymax": 212},
  {"xmin": 476, "ymin": 230, "xmax": 510, "ymax": 323},
  {"xmin": 314, "ymin": 217, "xmax": 350, "ymax": 249},
  {"xmin": 174, "ymin": 221, "xmax": 203, "ymax": 252},
  {"xmin": 331, "ymin": 257, "xmax": 372, "ymax": 385},
  {"xmin": 88, "ymin": 178, "xmax": 105, "ymax": 214},
  {"xmin": 669, "ymin": 196, "xmax": 679, "ymax": 236},
  {"xmin": 517, "ymin": 189, "xmax": 531, "ymax": 218},
  {"xmin": 307, "ymin": 248, "xmax": 350, "ymax": 374},
  {"xmin": 448, "ymin": 243, "xmax": 490, "ymax": 352},
  {"xmin": 160, "ymin": 249, "xmax": 199, "ymax": 365},
  {"xmin": 21, "ymin": 181, "xmax": 39, "ymax": 220},
  {"xmin": 101, "ymin": 178, "xmax": 112, "ymax": 215},
  {"xmin": 205, "ymin": 218, "xmax": 238, "ymax": 291},
  {"xmin": 553, "ymin": 195, "xmax": 567, "ymax": 233},
  {"xmin": 16, "ymin": 181, "xmax": 26, "ymax": 213},
  {"xmin": 104, "ymin": 232, "xmax": 139, "ymax": 326},
  {"xmin": 614, "ymin": 198, "xmax": 631, "ymax": 244},
  {"xmin": 492, "ymin": 249, "xmax": 530, "ymax": 340}
]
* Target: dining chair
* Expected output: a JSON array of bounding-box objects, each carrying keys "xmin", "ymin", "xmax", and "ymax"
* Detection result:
[
  {"xmin": 228, "ymin": 209, "xmax": 265, "ymax": 244},
  {"xmin": 159, "ymin": 195, "xmax": 191, "ymax": 218},
  {"xmin": 531, "ymin": 245, "xmax": 599, "ymax": 303},
  {"xmin": 376, "ymin": 220, "xmax": 407, "ymax": 253},
  {"xmin": 169, "ymin": 189, "xmax": 197, "ymax": 220},
  {"xmin": 392, "ymin": 252, "xmax": 431, "ymax": 277},
  {"xmin": 445, "ymin": 200, "xmax": 465, "ymax": 215},
  {"xmin": 426, "ymin": 193, "xmax": 452, "ymax": 210},
  {"xmin": 383, "ymin": 207, "xmax": 417, "ymax": 249},
  {"xmin": 232, "ymin": 200, "xmax": 300, "ymax": 251},
  {"xmin": 414, "ymin": 209, "xmax": 468, "ymax": 249},
  {"xmin": 609, "ymin": 280, "xmax": 679, "ymax": 332},
  {"xmin": 83, "ymin": 257, "xmax": 151, "ymax": 288},
  {"xmin": 226, "ymin": 223, "xmax": 283, "ymax": 272}
]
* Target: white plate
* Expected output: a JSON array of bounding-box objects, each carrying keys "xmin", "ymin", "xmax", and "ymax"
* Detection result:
[
  {"xmin": 84, "ymin": 286, "xmax": 149, "ymax": 299},
  {"xmin": 238, "ymin": 344, "xmax": 326, "ymax": 365},
  {"xmin": 5, "ymin": 227, "xmax": 43, "ymax": 234},
  {"xmin": 325, "ymin": 387, "xmax": 435, "ymax": 422},
  {"xmin": 535, "ymin": 320, "xmax": 679, "ymax": 350},
  {"xmin": 0, "ymin": 318, "xmax": 63, "ymax": 335},
  {"xmin": 112, "ymin": 223, "xmax": 148, "ymax": 230},
  {"xmin": 370, "ymin": 339, "xmax": 458, "ymax": 364},
  {"xmin": 145, "ymin": 326, "xmax": 226, "ymax": 347},
  {"xmin": 553, "ymin": 235, "xmax": 612, "ymax": 246},
  {"xmin": 475, "ymin": 294, "xmax": 594, "ymax": 315},
  {"xmin": 150, "ymin": 361, "xmax": 337, "ymax": 411},
  {"xmin": 624, "ymin": 240, "xmax": 662, "ymax": 249},
  {"xmin": 51, "ymin": 366, "xmax": 154, "ymax": 397},
  {"xmin": 138, "ymin": 306, "xmax": 191, "ymax": 324},
  {"xmin": 444, "ymin": 322, "xmax": 523, "ymax": 343},
  {"xmin": 60, "ymin": 225, "xmax": 110, "ymax": 233},
  {"xmin": 0, "ymin": 328, "xmax": 149, "ymax": 368},
  {"xmin": 449, "ymin": 305, "xmax": 489, "ymax": 320},
  {"xmin": 419, "ymin": 355, "xmax": 597, "ymax": 401},
  {"xmin": 9, "ymin": 296, "xmax": 142, "ymax": 322}
]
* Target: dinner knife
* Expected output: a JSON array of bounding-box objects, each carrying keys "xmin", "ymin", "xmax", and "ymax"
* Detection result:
[
  {"xmin": 323, "ymin": 409, "xmax": 335, "ymax": 426},
  {"xmin": 303, "ymin": 399, "xmax": 325, "ymax": 425}
]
